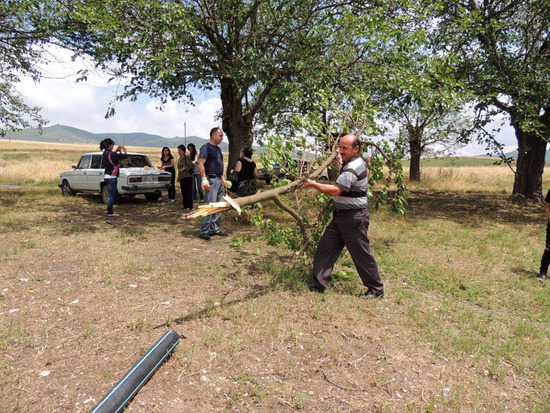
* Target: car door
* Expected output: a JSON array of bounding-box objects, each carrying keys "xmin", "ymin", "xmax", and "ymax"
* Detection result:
[
  {"xmin": 69, "ymin": 155, "xmax": 91, "ymax": 190},
  {"xmin": 84, "ymin": 154, "xmax": 105, "ymax": 191}
]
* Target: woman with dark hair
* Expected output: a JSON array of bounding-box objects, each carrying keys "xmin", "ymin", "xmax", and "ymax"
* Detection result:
[
  {"xmin": 177, "ymin": 144, "xmax": 194, "ymax": 211},
  {"xmin": 234, "ymin": 146, "xmax": 258, "ymax": 197},
  {"xmin": 158, "ymin": 146, "xmax": 176, "ymax": 202},
  {"xmin": 187, "ymin": 143, "xmax": 204, "ymax": 202},
  {"xmin": 100, "ymin": 138, "xmax": 127, "ymax": 217}
]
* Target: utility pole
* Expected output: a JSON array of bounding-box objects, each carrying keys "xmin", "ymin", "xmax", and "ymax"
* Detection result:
[{"xmin": 184, "ymin": 122, "xmax": 187, "ymax": 147}]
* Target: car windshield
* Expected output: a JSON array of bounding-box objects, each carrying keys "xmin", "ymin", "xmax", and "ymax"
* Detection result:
[{"xmin": 119, "ymin": 155, "xmax": 153, "ymax": 168}]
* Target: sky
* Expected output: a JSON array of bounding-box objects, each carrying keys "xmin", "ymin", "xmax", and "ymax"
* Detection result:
[
  {"xmin": 17, "ymin": 47, "xmax": 222, "ymax": 141},
  {"xmin": 16, "ymin": 46, "xmax": 518, "ymax": 156}
]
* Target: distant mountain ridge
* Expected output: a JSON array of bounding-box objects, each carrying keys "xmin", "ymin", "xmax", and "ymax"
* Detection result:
[
  {"xmin": 477, "ymin": 150, "xmax": 550, "ymax": 161},
  {"xmin": 7, "ymin": 124, "xmax": 229, "ymax": 152}
]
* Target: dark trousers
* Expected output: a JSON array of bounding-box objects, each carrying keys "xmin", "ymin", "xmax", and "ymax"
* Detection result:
[
  {"xmin": 166, "ymin": 168, "xmax": 176, "ymax": 199},
  {"xmin": 313, "ymin": 208, "xmax": 384, "ymax": 295},
  {"xmin": 540, "ymin": 222, "xmax": 550, "ymax": 275},
  {"xmin": 179, "ymin": 177, "xmax": 193, "ymax": 209}
]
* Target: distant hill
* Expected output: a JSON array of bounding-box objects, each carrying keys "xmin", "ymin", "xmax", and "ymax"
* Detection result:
[
  {"xmin": 476, "ymin": 149, "xmax": 550, "ymax": 161},
  {"xmin": 7, "ymin": 124, "xmax": 229, "ymax": 152},
  {"xmin": 475, "ymin": 149, "xmax": 517, "ymax": 159}
]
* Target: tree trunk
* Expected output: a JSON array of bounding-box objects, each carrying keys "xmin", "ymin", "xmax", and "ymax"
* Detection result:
[
  {"xmin": 513, "ymin": 126, "xmax": 547, "ymax": 202},
  {"xmin": 220, "ymin": 78, "xmax": 253, "ymax": 178},
  {"xmin": 407, "ymin": 123, "xmax": 423, "ymax": 181}
]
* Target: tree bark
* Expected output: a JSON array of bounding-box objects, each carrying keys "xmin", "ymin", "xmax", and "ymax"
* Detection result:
[
  {"xmin": 513, "ymin": 126, "xmax": 547, "ymax": 202},
  {"xmin": 220, "ymin": 77, "xmax": 253, "ymax": 179},
  {"xmin": 407, "ymin": 123, "xmax": 423, "ymax": 181}
]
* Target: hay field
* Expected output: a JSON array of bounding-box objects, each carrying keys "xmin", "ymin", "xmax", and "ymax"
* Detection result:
[{"xmin": 2, "ymin": 139, "xmax": 548, "ymax": 195}]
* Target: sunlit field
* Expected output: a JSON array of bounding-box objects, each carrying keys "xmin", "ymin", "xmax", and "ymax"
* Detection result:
[
  {"xmin": 403, "ymin": 165, "xmax": 516, "ymax": 193},
  {"xmin": 0, "ymin": 140, "xmax": 176, "ymax": 186},
  {"xmin": 2, "ymin": 139, "xmax": 548, "ymax": 196}
]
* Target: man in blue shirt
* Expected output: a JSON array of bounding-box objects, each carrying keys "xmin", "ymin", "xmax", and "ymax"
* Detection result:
[
  {"xmin": 299, "ymin": 134, "xmax": 384, "ymax": 299},
  {"xmin": 198, "ymin": 127, "xmax": 228, "ymax": 240}
]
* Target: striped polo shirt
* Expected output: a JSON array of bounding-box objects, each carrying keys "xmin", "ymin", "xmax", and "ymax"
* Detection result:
[{"xmin": 333, "ymin": 155, "xmax": 368, "ymax": 210}]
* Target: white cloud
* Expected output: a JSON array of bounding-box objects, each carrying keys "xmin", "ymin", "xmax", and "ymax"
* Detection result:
[
  {"xmin": 456, "ymin": 116, "xmax": 518, "ymax": 156},
  {"xmin": 16, "ymin": 45, "xmax": 222, "ymax": 140}
]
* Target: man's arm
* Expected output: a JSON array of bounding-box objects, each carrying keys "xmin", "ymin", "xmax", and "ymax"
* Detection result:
[
  {"xmin": 198, "ymin": 158, "xmax": 206, "ymax": 178},
  {"xmin": 545, "ymin": 202, "xmax": 550, "ymax": 222},
  {"xmin": 300, "ymin": 179, "xmax": 343, "ymax": 197}
]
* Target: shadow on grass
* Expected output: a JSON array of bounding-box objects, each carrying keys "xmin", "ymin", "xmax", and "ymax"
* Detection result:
[
  {"xmin": 511, "ymin": 266, "xmax": 540, "ymax": 280},
  {"xmin": 405, "ymin": 190, "xmax": 542, "ymax": 226},
  {"xmin": 54, "ymin": 188, "xmax": 544, "ymax": 238},
  {"xmin": 153, "ymin": 284, "xmax": 271, "ymax": 329}
]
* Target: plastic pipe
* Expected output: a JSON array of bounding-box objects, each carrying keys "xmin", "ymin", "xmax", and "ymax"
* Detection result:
[{"xmin": 89, "ymin": 329, "xmax": 180, "ymax": 413}]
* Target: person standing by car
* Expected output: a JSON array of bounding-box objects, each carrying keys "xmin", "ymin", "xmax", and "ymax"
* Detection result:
[
  {"xmin": 159, "ymin": 147, "xmax": 176, "ymax": 202},
  {"xmin": 234, "ymin": 146, "xmax": 258, "ymax": 197},
  {"xmin": 198, "ymin": 127, "xmax": 228, "ymax": 240},
  {"xmin": 187, "ymin": 143, "xmax": 204, "ymax": 202},
  {"xmin": 100, "ymin": 138, "xmax": 127, "ymax": 217},
  {"xmin": 177, "ymin": 144, "xmax": 194, "ymax": 211}
]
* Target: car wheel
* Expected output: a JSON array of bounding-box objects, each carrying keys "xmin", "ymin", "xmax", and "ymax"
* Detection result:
[
  {"xmin": 61, "ymin": 180, "xmax": 75, "ymax": 196},
  {"xmin": 101, "ymin": 184, "xmax": 109, "ymax": 204},
  {"xmin": 145, "ymin": 192, "xmax": 161, "ymax": 201}
]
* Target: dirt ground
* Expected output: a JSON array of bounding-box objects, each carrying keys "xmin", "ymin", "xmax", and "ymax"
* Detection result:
[{"xmin": 0, "ymin": 188, "xmax": 544, "ymax": 412}]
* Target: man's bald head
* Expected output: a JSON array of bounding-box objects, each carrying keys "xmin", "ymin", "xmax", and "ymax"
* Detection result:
[
  {"xmin": 341, "ymin": 134, "xmax": 361, "ymax": 149},
  {"xmin": 339, "ymin": 134, "xmax": 361, "ymax": 163}
]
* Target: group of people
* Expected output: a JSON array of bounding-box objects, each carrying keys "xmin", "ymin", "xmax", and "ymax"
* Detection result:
[
  {"xmin": 97, "ymin": 137, "xmax": 208, "ymax": 218},
  {"xmin": 98, "ymin": 127, "xmax": 259, "ymax": 224},
  {"xmin": 157, "ymin": 143, "xmax": 204, "ymax": 210},
  {"xmin": 99, "ymin": 131, "xmax": 385, "ymax": 300}
]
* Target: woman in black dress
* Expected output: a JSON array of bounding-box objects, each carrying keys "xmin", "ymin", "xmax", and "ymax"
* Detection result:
[{"xmin": 234, "ymin": 147, "xmax": 258, "ymax": 197}]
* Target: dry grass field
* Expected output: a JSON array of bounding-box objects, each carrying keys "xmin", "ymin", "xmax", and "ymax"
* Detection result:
[{"xmin": 1, "ymin": 139, "xmax": 550, "ymax": 412}]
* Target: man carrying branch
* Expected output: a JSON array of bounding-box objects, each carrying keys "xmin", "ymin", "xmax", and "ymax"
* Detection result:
[{"xmin": 300, "ymin": 134, "xmax": 385, "ymax": 299}]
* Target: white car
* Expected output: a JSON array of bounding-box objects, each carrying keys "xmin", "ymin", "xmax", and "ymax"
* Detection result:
[{"xmin": 59, "ymin": 152, "xmax": 172, "ymax": 203}]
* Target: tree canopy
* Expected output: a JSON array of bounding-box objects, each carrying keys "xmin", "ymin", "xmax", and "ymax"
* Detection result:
[
  {"xmin": 67, "ymin": 0, "xmax": 381, "ymax": 173},
  {"xmin": 433, "ymin": 0, "xmax": 550, "ymax": 200}
]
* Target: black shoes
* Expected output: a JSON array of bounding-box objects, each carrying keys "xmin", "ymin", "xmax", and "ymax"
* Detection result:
[
  {"xmin": 210, "ymin": 231, "xmax": 228, "ymax": 237},
  {"xmin": 200, "ymin": 232, "xmax": 229, "ymax": 240},
  {"xmin": 360, "ymin": 289, "xmax": 385, "ymax": 300},
  {"xmin": 302, "ymin": 281, "xmax": 325, "ymax": 293},
  {"xmin": 537, "ymin": 273, "xmax": 547, "ymax": 281},
  {"xmin": 303, "ymin": 281, "xmax": 384, "ymax": 299}
]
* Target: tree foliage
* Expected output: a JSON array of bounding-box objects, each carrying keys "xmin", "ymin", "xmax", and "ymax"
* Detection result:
[
  {"xmin": 0, "ymin": 0, "xmax": 48, "ymax": 136},
  {"xmin": 245, "ymin": 99, "xmax": 407, "ymax": 260},
  {"xmin": 376, "ymin": 25, "xmax": 473, "ymax": 181},
  {"xmin": 432, "ymin": 0, "xmax": 550, "ymax": 200},
  {"xmin": 66, "ymin": 0, "xmax": 375, "ymax": 174}
]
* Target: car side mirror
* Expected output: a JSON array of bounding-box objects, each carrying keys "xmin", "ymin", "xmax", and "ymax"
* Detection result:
[{"xmin": 72, "ymin": 165, "xmax": 77, "ymax": 169}]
